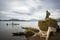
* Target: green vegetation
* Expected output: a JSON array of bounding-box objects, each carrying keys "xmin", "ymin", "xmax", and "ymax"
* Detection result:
[
  {"xmin": 22, "ymin": 27, "xmax": 39, "ymax": 37},
  {"xmin": 38, "ymin": 18, "xmax": 59, "ymax": 31},
  {"xmin": 46, "ymin": 18, "xmax": 59, "ymax": 28},
  {"xmin": 24, "ymin": 30, "xmax": 34, "ymax": 37},
  {"xmin": 38, "ymin": 20, "xmax": 48, "ymax": 31},
  {"xmin": 22, "ymin": 27, "xmax": 39, "ymax": 33}
]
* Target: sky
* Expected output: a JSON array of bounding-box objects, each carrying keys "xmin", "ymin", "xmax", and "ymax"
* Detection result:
[{"xmin": 0, "ymin": 0, "xmax": 60, "ymax": 20}]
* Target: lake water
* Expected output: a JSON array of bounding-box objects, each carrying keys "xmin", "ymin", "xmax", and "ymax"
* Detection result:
[
  {"xmin": 0, "ymin": 21, "xmax": 60, "ymax": 40},
  {"xmin": 0, "ymin": 21, "xmax": 39, "ymax": 40}
]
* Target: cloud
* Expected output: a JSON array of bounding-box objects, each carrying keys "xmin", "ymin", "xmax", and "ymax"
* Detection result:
[
  {"xmin": 0, "ymin": 0, "xmax": 60, "ymax": 20},
  {"xmin": 50, "ymin": 9, "xmax": 60, "ymax": 19},
  {"xmin": 13, "ymin": 11, "xmax": 32, "ymax": 15},
  {"xmin": 0, "ymin": 12, "xmax": 9, "ymax": 19},
  {"xmin": 0, "ymin": 11, "xmax": 33, "ymax": 20},
  {"xmin": 40, "ymin": 0, "xmax": 60, "ymax": 10}
]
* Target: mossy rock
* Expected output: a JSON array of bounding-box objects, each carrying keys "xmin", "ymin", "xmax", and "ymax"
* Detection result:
[
  {"xmin": 25, "ymin": 30, "xmax": 34, "ymax": 37},
  {"xmin": 38, "ymin": 20, "xmax": 48, "ymax": 31},
  {"xmin": 38, "ymin": 18, "xmax": 59, "ymax": 31},
  {"xmin": 22, "ymin": 27, "xmax": 39, "ymax": 33},
  {"xmin": 22, "ymin": 27, "xmax": 39, "ymax": 37},
  {"xmin": 46, "ymin": 18, "xmax": 58, "ymax": 28}
]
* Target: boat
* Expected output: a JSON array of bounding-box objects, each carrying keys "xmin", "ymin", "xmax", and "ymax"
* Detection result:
[
  {"xmin": 12, "ymin": 32, "xmax": 25, "ymax": 36},
  {"xmin": 6, "ymin": 23, "xmax": 19, "ymax": 25}
]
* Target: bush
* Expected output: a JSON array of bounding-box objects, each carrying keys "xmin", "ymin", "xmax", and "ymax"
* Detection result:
[
  {"xmin": 46, "ymin": 18, "xmax": 58, "ymax": 28},
  {"xmin": 22, "ymin": 27, "xmax": 39, "ymax": 33},
  {"xmin": 25, "ymin": 30, "xmax": 34, "ymax": 37},
  {"xmin": 38, "ymin": 20, "xmax": 48, "ymax": 31},
  {"xmin": 22, "ymin": 27, "xmax": 39, "ymax": 37}
]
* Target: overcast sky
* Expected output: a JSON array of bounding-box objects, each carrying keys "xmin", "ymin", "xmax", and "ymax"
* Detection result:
[{"xmin": 0, "ymin": 0, "xmax": 60, "ymax": 20}]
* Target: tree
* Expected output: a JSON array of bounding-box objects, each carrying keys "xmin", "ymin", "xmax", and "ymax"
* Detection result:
[{"xmin": 45, "ymin": 10, "xmax": 50, "ymax": 19}]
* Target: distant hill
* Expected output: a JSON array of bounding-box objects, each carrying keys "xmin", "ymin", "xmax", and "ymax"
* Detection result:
[
  {"xmin": 9, "ymin": 19, "xmax": 38, "ymax": 21},
  {"xmin": 9, "ymin": 19, "xmax": 20, "ymax": 21},
  {"xmin": 0, "ymin": 19, "xmax": 26, "ymax": 21},
  {"xmin": 27, "ymin": 19, "xmax": 38, "ymax": 21},
  {"xmin": 56, "ymin": 18, "xmax": 60, "ymax": 22}
]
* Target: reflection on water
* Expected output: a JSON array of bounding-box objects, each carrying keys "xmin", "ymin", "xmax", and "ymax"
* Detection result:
[{"xmin": 0, "ymin": 21, "xmax": 38, "ymax": 40}]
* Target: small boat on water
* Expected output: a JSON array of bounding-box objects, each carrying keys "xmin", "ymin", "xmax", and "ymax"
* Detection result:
[
  {"xmin": 6, "ymin": 23, "xmax": 19, "ymax": 25},
  {"xmin": 12, "ymin": 23, "xmax": 19, "ymax": 25}
]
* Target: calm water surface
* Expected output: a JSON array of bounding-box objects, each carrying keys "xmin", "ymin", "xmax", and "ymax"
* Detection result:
[{"xmin": 0, "ymin": 21, "xmax": 38, "ymax": 40}]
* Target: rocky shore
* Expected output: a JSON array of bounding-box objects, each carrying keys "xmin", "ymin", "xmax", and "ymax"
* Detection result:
[{"xmin": 27, "ymin": 32, "xmax": 60, "ymax": 40}]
